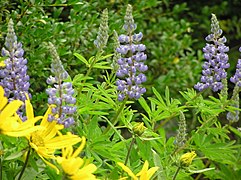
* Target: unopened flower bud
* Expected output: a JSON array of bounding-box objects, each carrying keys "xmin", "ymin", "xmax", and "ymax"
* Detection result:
[
  {"xmin": 180, "ymin": 151, "xmax": 196, "ymax": 167},
  {"xmin": 133, "ymin": 122, "xmax": 146, "ymax": 136}
]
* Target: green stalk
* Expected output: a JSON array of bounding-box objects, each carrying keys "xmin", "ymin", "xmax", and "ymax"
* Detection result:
[
  {"xmin": 124, "ymin": 136, "xmax": 136, "ymax": 165},
  {"xmin": 18, "ymin": 148, "xmax": 31, "ymax": 180},
  {"xmin": 103, "ymin": 97, "xmax": 127, "ymax": 134},
  {"xmin": 172, "ymin": 166, "xmax": 181, "ymax": 180},
  {"xmin": 0, "ymin": 157, "xmax": 2, "ymax": 180}
]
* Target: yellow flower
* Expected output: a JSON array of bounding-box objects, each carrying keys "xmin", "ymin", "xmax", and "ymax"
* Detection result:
[
  {"xmin": 0, "ymin": 86, "xmax": 42, "ymax": 136},
  {"xmin": 0, "ymin": 61, "xmax": 5, "ymax": 67},
  {"xmin": 24, "ymin": 97, "xmax": 82, "ymax": 174},
  {"xmin": 118, "ymin": 160, "xmax": 159, "ymax": 180},
  {"xmin": 180, "ymin": 151, "xmax": 196, "ymax": 167},
  {"xmin": 57, "ymin": 136, "xmax": 98, "ymax": 180}
]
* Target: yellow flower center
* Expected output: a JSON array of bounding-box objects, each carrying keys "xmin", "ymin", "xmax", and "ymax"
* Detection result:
[{"xmin": 30, "ymin": 132, "xmax": 45, "ymax": 147}]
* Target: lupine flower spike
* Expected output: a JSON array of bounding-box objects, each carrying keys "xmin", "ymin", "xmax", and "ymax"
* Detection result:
[
  {"xmin": 46, "ymin": 43, "xmax": 76, "ymax": 128},
  {"xmin": 175, "ymin": 111, "xmax": 187, "ymax": 148},
  {"xmin": 0, "ymin": 19, "xmax": 31, "ymax": 119},
  {"xmin": 227, "ymin": 47, "xmax": 241, "ymax": 122},
  {"xmin": 94, "ymin": 8, "xmax": 109, "ymax": 52},
  {"xmin": 116, "ymin": 4, "xmax": 148, "ymax": 101},
  {"xmin": 194, "ymin": 14, "xmax": 230, "ymax": 93}
]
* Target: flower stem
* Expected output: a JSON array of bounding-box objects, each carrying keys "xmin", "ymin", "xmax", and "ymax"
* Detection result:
[
  {"xmin": 0, "ymin": 157, "xmax": 2, "ymax": 180},
  {"xmin": 124, "ymin": 136, "xmax": 135, "ymax": 165},
  {"xmin": 18, "ymin": 148, "xmax": 31, "ymax": 180},
  {"xmin": 103, "ymin": 97, "xmax": 127, "ymax": 134},
  {"xmin": 172, "ymin": 166, "xmax": 181, "ymax": 180}
]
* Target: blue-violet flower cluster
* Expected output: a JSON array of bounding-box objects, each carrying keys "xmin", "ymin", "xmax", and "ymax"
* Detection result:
[
  {"xmin": 194, "ymin": 14, "xmax": 230, "ymax": 92},
  {"xmin": 116, "ymin": 4, "xmax": 147, "ymax": 101},
  {"xmin": 230, "ymin": 47, "xmax": 241, "ymax": 87},
  {"xmin": 46, "ymin": 43, "xmax": 76, "ymax": 128},
  {"xmin": 0, "ymin": 19, "xmax": 30, "ymax": 102}
]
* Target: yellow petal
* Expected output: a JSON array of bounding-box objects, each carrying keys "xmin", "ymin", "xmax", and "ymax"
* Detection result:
[
  {"xmin": 147, "ymin": 167, "xmax": 159, "ymax": 179},
  {"xmin": 0, "ymin": 61, "xmax": 5, "ymax": 67},
  {"xmin": 72, "ymin": 136, "xmax": 86, "ymax": 158},
  {"xmin": 117, "ymin": 162, "xmax": 137, "ymax": 180},
  {"xmin": 61, "ymin": 157, "xmax": 84, "ymax": 175},
  {"xmin": 3, "ymin": 125, "xmax": 44, "ymax": 137},
  {"xmin": 72, "ymin": 164, "xmax": 98, "ymax": 180},
  {"xmin": 38, "ymin": 153, "xmax": 60, "ymax": 174},
  {"xmin": 25, "ymin": 96, "xmax": 34, "ymax": 120},
  {"xmin": 136, "ymin": 160, "xmax": 149, "ymax": 177},
  {"xmin": 0, "ymin": 100, "xmax": 23, "ymax": 119},
  {"xmin": 45, "ymin": 135, "xmax": 81, "ymax": 149},
  {"xmin": 0, "ymin": 86, "xmax": 8, "ymax": 110}
]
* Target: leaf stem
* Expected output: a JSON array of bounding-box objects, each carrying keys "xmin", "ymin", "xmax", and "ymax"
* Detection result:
[{"xmin": 18, "ymin": 148, "xmax": 31, "ymax": 180}]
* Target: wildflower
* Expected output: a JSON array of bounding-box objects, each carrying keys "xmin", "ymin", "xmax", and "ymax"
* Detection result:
[
  {"xmin": 94, "ymin": 8, "xmax": 109, "ymax": 51},
  {"xmin": 46, "ymin": 42, "xmax": 76, "ymax": 128},
  {"xmin": 0, "ymin": 86, "xmax": 41, "ymax": 136},
  {"xmin": 116, "ymin": 4, "xmax": 147, "ymax": 101},
  {"xmin": 175, "ymin": 111, "xmax": 187, "ymax": 147},
  {"xmin": 57, "ymin": 136, "xmax": 98, "ymax": 180},
  {"xmin": 230, "ymin": 47, "xmax": 241, "ymax": 87},
  {"xmin": 0, "ymin": 19, "xmax": 31, "ymax": 102},
  {"xmin": 194, "ymin": 14, "xmax": 230, "ymax": 92},
  {"xmin": 180, "ymin": 151, "xmax": 196, "ymax": 167},
  {"xmin": 24, "ymin": 96, "xmax": 81, "ymax": 173},
  {"xmin": 118, "ymin": 160, "xmax": 159, "ymax": 180}
]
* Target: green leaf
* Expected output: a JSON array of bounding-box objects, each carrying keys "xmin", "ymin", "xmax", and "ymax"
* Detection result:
[
  {"xmin": 98, "ymin": 54, "xmax": 114, "ymax": 61},
  {"xmin": 74, "ymin": 53, "xmax": 89, "ymax": 66},
  {"xmin": 189, "ymin": 167, "xmax": 215, "ymax": 173},
  {"xmin": 165, "ymin": 86, "xmax": 170, "ymax": 106},
  {"xmin": 5, "ymin": 150, "xmax": 24, "ymax": 160},
  {"xmin": 138, "ymin": 97, "xmax": 151, "ymax": 115}
]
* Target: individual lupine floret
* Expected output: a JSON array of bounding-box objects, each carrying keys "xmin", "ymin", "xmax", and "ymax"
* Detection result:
[
  {"xmin": 116, "ymin": 4, "xmax": 148, "ymax": 101},
  {"xmin": 194, "ymin": 14, "xmax": 230, "ymax": 92},
  {"xmin": 94, "ymin": 8, "xmax": 109, "ymax": 51},
  {"xmin": 0, "ymin": 19, "xmax": 31, "ymax": 102},
  {"xmin": 46, "ymin": 43, "xmax": 76, "ymax": 128}
]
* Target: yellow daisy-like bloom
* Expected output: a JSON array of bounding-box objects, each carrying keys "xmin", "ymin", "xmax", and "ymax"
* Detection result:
[
  {"xmin": 24, "ymin": 96, "xmax": 82, "ymax": 174},
  {"xmin": 118, "ymin": 160, "xmax": 159, "ymax": 180},
  {"xmin": 57, "ymin": 136, "xmax": 98, "ymax": 180},
  {"xmin": 0, "ymin": 86, "xmax": 42, "ymax": 136},
  {"xmin": 180, "ymin": 151, "xmax": 196, "ymax": 167}
]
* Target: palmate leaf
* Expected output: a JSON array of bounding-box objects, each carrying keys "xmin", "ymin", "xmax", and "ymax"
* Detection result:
[
  {"xmin": 193, "ymin": 133, "xmax": 239, "ymax": 165},
  {"xmin": 138, "ymin": 87, "xmax": 182, "ymax": 123}
]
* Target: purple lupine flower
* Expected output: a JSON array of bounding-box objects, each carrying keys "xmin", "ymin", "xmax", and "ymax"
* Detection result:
[
  {"xmin": 0, "ymin": 19, "xmax": 31, "ymax": 102},
  {"xmin": 116, "ymin": 4, "xmax": 147, "ymax": 101},
  {"xmin": 194, "ymin": 14, "xmax": 230, "ymax": 92},
  {"xmin": 46, "ymin": 42, "xmax": 76, "ymax": 128},
  {"xmin": 230, "ymin": 47, "xmax": 241, "ymax": 87}
]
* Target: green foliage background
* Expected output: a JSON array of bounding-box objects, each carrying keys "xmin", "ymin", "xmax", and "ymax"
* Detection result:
[{"xmin": 0, "ymin": 0, "xmax": 241, "ymax": 179}]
